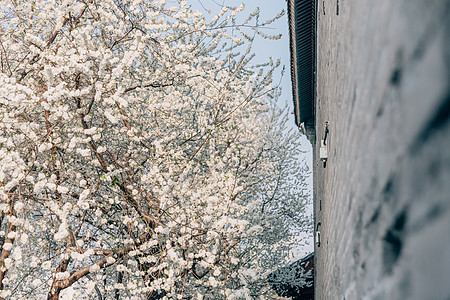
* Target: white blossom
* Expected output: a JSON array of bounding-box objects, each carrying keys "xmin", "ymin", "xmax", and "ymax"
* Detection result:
[
  {"xmin": 54, "ymin": 223, "xmax": 69, "ymax": 241},
  {"xmin": 14, "ymin": 201, "xmax": 24, "ymax": 213},
  {"xmin": 42, "ymin": 261, "xmax": 52, "ymax": 270},
  {"xmin": 6, "ymin": 231, "xmax": 16, "ymax": 239},
  {"xmin": 32, "ymin": 279, "xmax": 41, "ymax": 287},
  {"xmin": 57, "ymin": 185, "xmax": 69, "ymax": 194},
  {"xmin": 2, "ymin": 243, "xmax": 13, "ymax": 251},
  {"xmin": 4, "ymin": 258, "xmax": 13, "ymax": 269},
  {"xmin": 20, "ymin": 233, "xmax": 28, "ymax": 244},
  {"xmin": 106, "ymin": 257, "xmax": 116, "ymax": 264},
  {"xmin": 47, "ymin": 182, "xmax": 57, "ymax": 192},
  {"xmin": 55, "ymin": 271, "xmax": 70, "ymax": 280},
  {"xmin": 89, "ymin": 264, "xmax": 100, "ymax": 273},
  {"xmin": 97, "ymin": 146, "xmax": 106, "ymax": 153},
  {"xmin": 0, "ymin": 290, "xmax": 11, "ymax": 298},
  {"xmin": 0, "ymin": 204, "xmax": 9, "ymax": 213}
]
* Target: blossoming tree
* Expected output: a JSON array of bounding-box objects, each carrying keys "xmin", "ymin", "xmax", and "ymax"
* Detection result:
[{"xmin": 0, "ymin": 0, "xmax": 310, "ymax": 299}]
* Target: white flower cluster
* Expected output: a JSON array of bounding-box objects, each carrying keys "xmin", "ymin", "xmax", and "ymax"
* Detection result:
[{"xmin": 0, "ymin": 0, "xmax": 308, "ymax": 298}]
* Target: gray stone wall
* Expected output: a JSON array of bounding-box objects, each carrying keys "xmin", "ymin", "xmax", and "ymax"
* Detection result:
[{"xmin": 313, "ymin": 0, "xmax": 450, "ymax": 299}]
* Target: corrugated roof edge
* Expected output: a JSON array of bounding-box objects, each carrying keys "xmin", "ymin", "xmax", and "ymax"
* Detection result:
[
  {"xmin": 287, "ymin": 0, "xmax": 300, "ymax": 126},
  {"xmin": 286, "ymin": 0, "xmax": 316, "ymax": 130}
]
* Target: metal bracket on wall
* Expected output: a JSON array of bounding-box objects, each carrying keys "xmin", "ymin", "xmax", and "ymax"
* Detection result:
[
  {"xmin": 320, "ymin": 122, "xmax": 329, "ymax": 168},
  {"xmin": 316, "ymin": 222, "xmax": 322, "ymax": 247},
  {"xmin": 323, "ymin": 121, "xmax": 329, "ymax": 145}
]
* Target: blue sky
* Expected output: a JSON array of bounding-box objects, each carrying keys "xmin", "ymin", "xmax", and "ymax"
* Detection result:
[{"xmin": 191, "ymin": 0, "xmax": 293, "ymax": 116}]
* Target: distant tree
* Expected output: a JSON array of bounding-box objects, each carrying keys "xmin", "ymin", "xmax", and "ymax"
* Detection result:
[{"xmin": 0, "ymin": 0, "xmax": 310, "ymax": 299}]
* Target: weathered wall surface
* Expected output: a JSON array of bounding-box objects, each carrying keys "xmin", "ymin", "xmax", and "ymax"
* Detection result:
[{"xmin": 314, "ymin": 1, "xmax": 450, "ymax": 299}]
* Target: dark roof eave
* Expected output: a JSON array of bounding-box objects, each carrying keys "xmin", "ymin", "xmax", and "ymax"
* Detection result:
[{"xmin": 287, "ymin": 0, "xmax": 316, "ymax": 127}]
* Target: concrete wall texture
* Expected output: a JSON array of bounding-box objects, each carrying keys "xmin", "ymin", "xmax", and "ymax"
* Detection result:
[{"xmin": 313, "ymin": 0, "xmax": 450, "ymax": 299}]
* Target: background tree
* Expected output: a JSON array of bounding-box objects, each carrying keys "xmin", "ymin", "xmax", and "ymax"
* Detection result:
[{"xmin": 0, "ymin": 0, "xmax": 311, "ymax": 298}]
